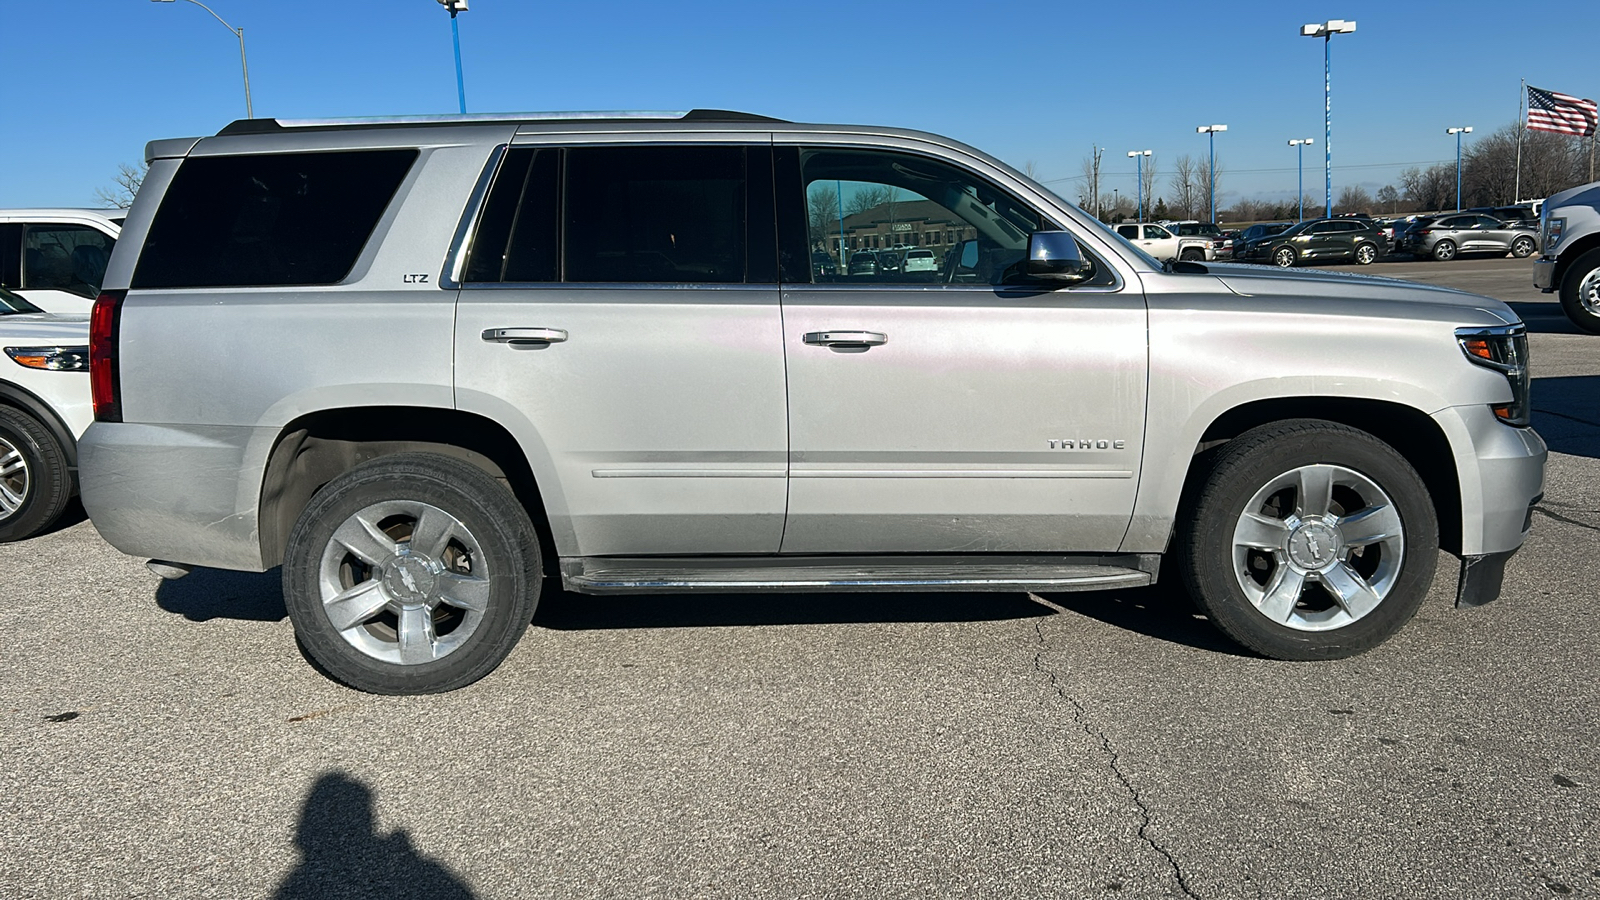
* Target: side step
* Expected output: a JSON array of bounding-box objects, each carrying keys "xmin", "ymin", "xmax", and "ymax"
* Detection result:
[{"xmin": 559, "ymin": 554, "xmax": 1157, "ymax": 595}]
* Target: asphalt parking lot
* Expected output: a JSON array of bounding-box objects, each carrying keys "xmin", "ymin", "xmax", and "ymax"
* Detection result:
[{"xmin": 2, "ymin": 255, "xmax": 1595, "ymax": 899}]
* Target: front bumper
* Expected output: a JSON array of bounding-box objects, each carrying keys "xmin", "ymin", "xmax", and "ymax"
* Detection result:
[
  {"xmin": 1532, "ymin": 257, "xmax": 1555, "ymax": 292},
  {"xmin": 1431, "ymin": 404, "xmax": 1546, "ymax": 558}
]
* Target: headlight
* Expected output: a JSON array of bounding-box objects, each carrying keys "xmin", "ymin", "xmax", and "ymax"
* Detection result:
[
  {"xmin": 1455, "ymin": 326, "xmax": 1530, "ymax": 427},
  {"xmin": 1545, "ymin": 217, "xmax": 1565, "ymax": 251},
  {"xmin": 5, "ymin": 346, "xmax": 89, "ymax": 371}
]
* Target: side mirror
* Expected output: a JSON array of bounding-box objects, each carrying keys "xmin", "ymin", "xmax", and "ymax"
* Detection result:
[{"xmin": 1025, "ymin": 231, "xmax": 1094, "ymax": 284}]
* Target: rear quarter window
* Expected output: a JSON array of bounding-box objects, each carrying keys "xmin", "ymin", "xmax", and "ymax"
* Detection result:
[{"xmin": 132, "ymin": 149, "xmax": 417, "ymax": 289}]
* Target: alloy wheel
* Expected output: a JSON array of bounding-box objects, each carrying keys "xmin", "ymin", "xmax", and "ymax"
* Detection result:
[
  {"xmin": 1581, "ymin": 266, "xmax": 1600, "ymax": 316},
  {"xmin": 1231, "ymin": 463, "xmax": 1404, "ymax": 632},
  {"xmin": 0, "ymin": 436, "xmax": 29, "ymax": 521},
  {"xmin": 1274, "ymin": 247, "xmax": 1296, "ymax": 268}
]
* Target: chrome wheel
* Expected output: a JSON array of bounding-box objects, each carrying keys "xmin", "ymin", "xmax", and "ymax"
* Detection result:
[
  {"xmin": 1273, "ymin": 247, "xmax": 1296, "ymax": 268},
  {"xmin": 317, "ymin": 500, "xmax": 492, "ymax": 665},
  {"xmin": 0, "ymin": 436, "xmax": 29, "ymax": 521},
  {"xmin": 1355, "ymin": 243, "xmax": 1376, "ymax": 265},
  {"xmin": 1432, "ymin": 240, "xmax": 1456, "ymax": 261},
  {"xmin": 1511, "ymin": 237, "xmax": 1536, "ymax": 258},
  {"xmin": 1231, "ymin": 464, "xmax": 1404, "ymax": 632},
  {"xmin": 1579, "ymin": 265, "xmax": 1600, "ymax": 316}
]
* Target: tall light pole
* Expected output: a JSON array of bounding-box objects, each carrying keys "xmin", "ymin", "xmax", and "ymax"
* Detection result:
[
  {"xmin": 1288, "ymin": 138, "xmax": 1314, "ymax": 221},
  {"xmin": 1127, "ymin": 150, "xmax": 1151, "ymax": 222},
  {"xmin": 150, "ymin": 0, "xmax": 252, "ymax": 118},
  {"xmin": 1301, "ymin": 19, "xmax": 1356, "ymax": 218},
  {"xmin": 437, "ymin": 0, "xmax": 469, "ymax": 114},
  {"xmin": 1447, "ymin": 126, "xmax": 1473, "ymax": 210},
  {"xmin": 1196, "ymin": 125, "xmax": 1226, "ymax": 223}
]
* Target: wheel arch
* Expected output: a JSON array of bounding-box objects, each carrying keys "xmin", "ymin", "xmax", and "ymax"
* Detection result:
[
  {"xmin": 257, "ymin": 406, "xmax": 555, "ymax": 571},
  {"xmin": 1176, "ymin": 397, "xmax": 1462, "ymax": 556},
  {"xmin": 1553, "ymin": 234, "xmax": 1600, "ymax": 288},
  {"xmin": 0, "ymin": 381, "xmax": 77, "ymax": 471}
]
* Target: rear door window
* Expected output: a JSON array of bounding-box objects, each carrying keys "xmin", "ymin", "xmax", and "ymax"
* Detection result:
[
  {"xmin": 132, "ymin": 149, "xmax": 417, "ymax": 289},
  {"xmin": 22, "ymin": 224, "xmax": 116, "ymax": 297}
]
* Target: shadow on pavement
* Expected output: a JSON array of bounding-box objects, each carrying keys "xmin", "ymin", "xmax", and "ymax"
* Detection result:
[
  {"xmin": 33, "ymin": 497, "xmax": 88, "ymax": 539},
  {"xmin": 533, "ymin": 586, "xmax": 1052, "ymax": 630},
  {"xmin": 1036, "ymin": 579, "xmax": 1250, "ymax": 656},
  {"xmin": 155, "ymin": 566, "xmax": 286, "ymax": 622},
  {"xmin": 273, "ymin": 771, "xmax": 476, "ymax": 900},
  {"xmin": 1533, "ymin": 374, "xmax": 1600, "ymax": 458},
  {"xmin": 1508, "ymin": 301, "xmax": 1583, "ymax": 334}
]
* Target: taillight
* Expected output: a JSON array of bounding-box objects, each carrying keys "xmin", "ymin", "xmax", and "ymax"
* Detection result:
[
  {"xmin": 1416, "ymin": 229, "xmax": 1432, "ymax": 236},
  {"xmin": 90, "ymin": 290, "xmax": 125, "ymax": 422}
]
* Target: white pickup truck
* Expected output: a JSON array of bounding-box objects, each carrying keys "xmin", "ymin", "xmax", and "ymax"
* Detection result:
[
  {"xmin": 1113, "ymin": 222, "xmax": 1215, "ymax": 261},
  {"xmin": 1532, "ymin": 181, "xmax": 1600, "ymax": 333}
]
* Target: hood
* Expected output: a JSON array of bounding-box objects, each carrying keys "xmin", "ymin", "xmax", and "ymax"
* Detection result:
[
  {"xmin": 1547, "ymin": 180, "xmax": 1600, "ymax": 210},
  {"xmin": 0, "ymin": 313, "xmax": 91, "ymax": 344},
  {"xmin": 1203, "ymin": 262, "xmax": 1520, "ymax": 326}
]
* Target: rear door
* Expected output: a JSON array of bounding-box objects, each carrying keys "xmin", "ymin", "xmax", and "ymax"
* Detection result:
[
  {"xmin": 775, "ymin": 142, "xmax": 1147, "ymax": 554},
  {"xmin": 452, "ymin": 138, "xmax": 790, "ymax": 557}
]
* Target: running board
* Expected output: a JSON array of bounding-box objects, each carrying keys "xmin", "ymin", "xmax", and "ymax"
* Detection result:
[{"xmin": 559, "ymin": 554, "xmax": 1158, "ymax": 595}]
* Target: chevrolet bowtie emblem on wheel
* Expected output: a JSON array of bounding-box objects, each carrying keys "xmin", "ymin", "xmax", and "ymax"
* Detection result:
[{"xmin": 1048, "ymin": 439, "xmax": 1126, "ymax": 450}]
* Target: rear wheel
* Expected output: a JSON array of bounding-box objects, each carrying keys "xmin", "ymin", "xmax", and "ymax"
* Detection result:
[
  {"xmin": 0, "ymin": 406, "xmax": 72, "ymax": 543},
  {"xmin": 1510, "ymin": 236, "xmax": 1536, "ymax": 258},
  {"xmin": 1558, "ymin": 248, "xmax": 1600, "ymax": 335},
  {"xmin": 1431, "ymin": 240, "xmax": 1457, "ymax": 261},
  {"xmin": 1273, "ymin": 246, "xmax": 1297, "ymax": 268},
  {"xmin": 1354, "ymin": 242, "xmax": 1378, "ymax": 265},
  {"xmin": 282, "ymin": 453, "xmax": 542, "ymax": 694},
  {"xmin": 1178, "ymin": 420, "xmax": 1437, "ymax": 660}
]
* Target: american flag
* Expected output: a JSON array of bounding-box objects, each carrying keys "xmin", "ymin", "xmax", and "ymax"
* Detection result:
[{"xmin": 1527, "ymin": 85, "xmax": 1598, "ymax": 137}]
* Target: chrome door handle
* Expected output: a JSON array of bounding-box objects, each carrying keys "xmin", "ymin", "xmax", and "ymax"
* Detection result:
[
  {"xmin": 803, "ymin": 331, "xmax": 887, "ymax": 347},
  {"xmin": 482, "ymin": 327, "xmax": 567, "ymax": 345}
]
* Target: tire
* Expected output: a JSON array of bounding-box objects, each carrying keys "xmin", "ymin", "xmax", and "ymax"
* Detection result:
[
  {"xmin": 1180, "ymin": 249, "xmax": 1205, "ymax": 261},
  {"xmin": 1178, "ymin": 420, "xmax": 1438, "ymax": 661},
  {"xmin": 282, "ymin": 452, "xmax": 542, "ymax": 694},
  {"xmin": 0, "ymin": 406, "xmax": 72, "ymax": 543},
  {"xmin": 1510, "ymin": 236, "xmax": 1536, "ymax": 258},
  {"xmin": 1273, "ymin": 246, "xmax": 1297, "ymax": 268},
  {"xmin": 1559, "ymin": 248, "xmax": 1600, "ymax": 335},
  {"xmin": 1431, "ymin": 240, "xmax": 1457, "ymax": 261},
  {"xmin": 1354, "ymin": 242, "xmax": 1377, "ymax": 266}
]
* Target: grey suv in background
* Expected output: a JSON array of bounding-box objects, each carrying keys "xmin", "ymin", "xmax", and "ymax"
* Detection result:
[
  {"xmin": 1398, "ymin": 213, "xmax": 1539, "ymax": 261},
  {"xmin": 80, "ymin": 111, "xmax": 1545, "ymax": 694},
  {"xmin": 1234, "ymin": 217, "xmax": 1385, "ymax": 267}
]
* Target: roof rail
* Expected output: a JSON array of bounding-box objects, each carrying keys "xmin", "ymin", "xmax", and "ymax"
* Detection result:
[{"xmin": 216, "ymin": 109, "xmax": 787, "ymax": 136}]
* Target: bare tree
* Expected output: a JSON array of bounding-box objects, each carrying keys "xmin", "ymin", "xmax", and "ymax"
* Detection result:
[
  {"xmin": 1022, "ymin": 160, "xmax": 1041, "ymax": 180},
  {"xmin": 95, "ymin": 162, "xmax": 147, "ymax": 209},
  {"xmin": 1376, "ymin": 185, "xmax": 1400, "ymax": 214},
  {"xmin": 1399, "ymin": 164, "xmax": 1456, "ymax": 212},
  {"xmin": 844, "ymin": 184, "xmax": 893, "ymax": 218},
  {"xmin": 1140, "ymin": 153, "xmax": 1158, "ymax": 216},
  {"xmin": 1335, "ymin": 185, "xmax": 1374, "ymax": 215},
  {"xmin": 1197, "ymin": 161, "xmax": 1224, "ymax": 222},
  {"xmin": 807, "ymin": 183, "xmax": 840, "ymax": 250},
  {"xmin": 1078, "ymin": 147, "xmax": 1105, "ymax": 215},
  {"xmin": 1169, "ymin": 155, "xmax": 1200, "ymax": 220}
]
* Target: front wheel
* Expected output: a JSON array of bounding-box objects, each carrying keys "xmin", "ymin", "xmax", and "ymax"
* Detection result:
[
  {"xmin": 1354, "ymin": 243, "xmax": 1377, "ymax": 265},
  {"xmin": 282, "ymin": 453, "xmax": 542, "ymax": 694},
  {"xmin": 1273, "ymin": 246, "xmax": 1297, "ymax": 268},
  {"xmin": 1432, "ymin": 240, "xmax": 1457, "ymax": 261},
  {"xmin": 0, "ymin": 406, "xmax": 72, "ymax": 543},
  {"xmin": 1510, "ymin": 236, "xmax": 1536, "ymax": 258},
  {"xmin": 1559, "ymin": 248, "xmax": 1600, "ymax": 335},
  {"xmin": 1178, "ymin": 420, "xmax": 1438, "ymax": 660},
  {"xmin": 1180, "ymin": 248, "xmax": 1205, "ymax": 261}
]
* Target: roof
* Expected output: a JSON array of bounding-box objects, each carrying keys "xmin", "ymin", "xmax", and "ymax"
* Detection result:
[{"xmin": 216, "ymin": 109, "xmax": 788, "ymax": 136}]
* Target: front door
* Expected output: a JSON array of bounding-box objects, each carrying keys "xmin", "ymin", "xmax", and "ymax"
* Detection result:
[
  {"xmin": 776, "ymin": 145, "xmax": 1148, "ymax": 554},
  {"xmin": 453, "ymin": 141, "xmax": 789, "ymax": 557}
]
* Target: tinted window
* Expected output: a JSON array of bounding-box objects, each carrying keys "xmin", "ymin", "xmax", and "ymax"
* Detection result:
[
  {"xmin": 0, "ymin": 286, "xmax": 42, "ymax": 314},
  {"xmin": 564, "ymin": 145, "xmax": 746, "ymax": 283},
  {"xmin": 1438, "ymin": 216, "xmax": 1472, "ymax": 228},
  {"xmin": 0, "ymin": 223, "xmax": 21, "ymax": 290},
  {"xmin": 1116, "ymin": 225, "xmax": 1138, "ymax": 239},
  {"xmin": 133, "ymin": 149, "xmax": 417, "ymax": 289},
  {"xmin": 464, "ymin": 148, "xmax": 559, "ymax": 283},
  {"xmin": 22, "ymin": 224, "xmax": 115, "ymax": 297}
]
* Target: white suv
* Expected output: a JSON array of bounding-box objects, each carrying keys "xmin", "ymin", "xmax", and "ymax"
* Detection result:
[
  {"xmin": 0, "ymin": 209, "xmax": 124, "ymax": 314},
  {"xmin": 0, "ymin": 287, "xmax": 91, "ymax": 541}
]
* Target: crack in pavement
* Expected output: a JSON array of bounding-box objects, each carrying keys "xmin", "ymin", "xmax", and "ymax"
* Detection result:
[
  {"xmin": 1030, "ymin": 617, "xmax": 1201, "ymax": 899},
  {"xmin": 1533, "ymin": 505, "xmax": 1600, "ymax": 533},
  {"xmin": 1534, "ymin": 407, "xmax": 1600, "ymax": 430}
]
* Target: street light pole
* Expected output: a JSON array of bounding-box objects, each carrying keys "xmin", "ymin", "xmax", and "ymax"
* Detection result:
[
  {"xmin": 1196, "ymin": 125, "xmax": 1226, "ymax": 222},
  {"xmin": 1447, "ymin": 126, "xmax": 1473, "ymax": 210},
  {"xmin": 1301, "ymin": 19, "xmax": 1356, "ymax": 219},
  {"xmin": 1127, "ymin": 150, "xmax": 1151, "ymax": 222},
  {"xmin": 1288, "ymin": 139, "xmax": 1314, "ymax": 221},
  {"xmin": 150, "ymin": 0, "xmax": 253, "ymax": 118},
  {"xmin": 437, "ymin": 0, "xmax": 469, "ymax": 114}
]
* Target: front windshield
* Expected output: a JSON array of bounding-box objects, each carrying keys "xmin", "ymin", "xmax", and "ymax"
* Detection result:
[{"xmin": 0, "ymin": 287, "xmax": 42, "ymax": 315}]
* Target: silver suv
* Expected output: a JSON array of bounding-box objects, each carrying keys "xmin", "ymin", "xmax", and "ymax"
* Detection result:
[
  {"xmin": 1399, "ymin": 212, "xmax": 1540, "ymax": 261},
  {"xmin": 81, "ymin": 111, "xmax": 1546, "ymax": 694}
]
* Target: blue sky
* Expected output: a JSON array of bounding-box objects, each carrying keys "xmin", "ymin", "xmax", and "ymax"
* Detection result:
[{"xmin": 1, "ymin": 0, "xmax": 1594, "ymax": 209}]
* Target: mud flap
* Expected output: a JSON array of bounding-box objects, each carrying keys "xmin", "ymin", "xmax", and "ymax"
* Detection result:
[{"xmin": 1455, "ymin": 549, "xmax": 1515, "ymax": 608}]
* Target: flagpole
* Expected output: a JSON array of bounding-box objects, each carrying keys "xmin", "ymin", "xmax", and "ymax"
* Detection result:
[{"xmin": 1514, "ymin": 78, "xmax": 1524, "ymax": 202}]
